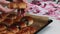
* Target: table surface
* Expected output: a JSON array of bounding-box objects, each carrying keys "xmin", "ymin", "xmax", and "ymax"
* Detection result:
[{"xmin": 37, "ymin": 19, "xmax": 60, "ymax": 34}]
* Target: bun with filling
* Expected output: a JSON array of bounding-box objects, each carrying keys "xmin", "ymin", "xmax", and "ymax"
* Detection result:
[{"xmin": 21, "ymin": 16, "xmax": 34, "ymax": 26}]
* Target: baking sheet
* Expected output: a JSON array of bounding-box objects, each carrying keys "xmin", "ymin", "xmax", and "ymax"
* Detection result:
[{"xmin": 26, "ymin": 14, "xmax": 52, "ymax": 34}]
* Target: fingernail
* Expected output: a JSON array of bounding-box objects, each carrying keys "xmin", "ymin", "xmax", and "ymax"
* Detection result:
[{"xmin": 6, "ymin": 1, "xmax": 10, "ymax": 3}]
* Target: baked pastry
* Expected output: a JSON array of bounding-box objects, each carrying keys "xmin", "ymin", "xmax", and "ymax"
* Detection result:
[
  {"xmin": 8, "ymin": 0, "xmax": 27, "ymax": 18},
  {"xmin": 0, "ymin": 30, "xmax": 7, "ymax": 34},
  {"xmin": 8, "ymin": 1, "xmax": 27, "ymax": 9},
  {"xmin": 8, "ymin": 2, "xmax": 18, "ymax": 9},
  {"xmin": 5, "ymin": 31, "xmax": 15, "ymax": 34},
  {"xmin": 17, "ymin": 26, "xmax": 36, "ymax": 34},
  {"xmin": 18, "ymin": 2, "xmax": 27, "ymax": 9},
  {"xmin": 21, "ymin": 16, "xmax": 34, "ymax": 26},
  {"xmin": 0, "ymin": 13, "xmax": 9, "ymax": 22},
  {"xmin": 0, "ymin": 24, "xmax": 6, "ymax": 31},
  {"xmin": 0, "ymin": 15, "xmax": 4, "ymax": 22},
  {"xmin": 3, "ymin": 18, "xmax": 14, "ymax": 26},
  {"xmin": 14, "ymin": 15, "xmax": 21, "ymax": 23},
  {"xmin": 8, "ymin": 26, "xmax": 19, "ymax": 33},
  {"xmin": 18, "ymin": 22, "xmax": 27, "ymax": 28},
  {"xmin": 29, "ymin": 27, "xmax": 36, "ymax": 34},
  {"xmin": 7, "ymin": 13, "xmax": 17, "ymax": 19}
]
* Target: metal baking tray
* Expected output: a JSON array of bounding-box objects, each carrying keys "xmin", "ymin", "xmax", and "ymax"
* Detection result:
[{"xmin": 26, "ymin": 14, "xmax": 53, "ymax": 34}]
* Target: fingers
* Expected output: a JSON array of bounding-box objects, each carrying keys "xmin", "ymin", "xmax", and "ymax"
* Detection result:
[
  {"xmin": 3, "ymin": 8, "xmax": 14, "ymax": 13},
  {"xmin": 23, "ymin": 0, "xmax": 28, "ymax": 3},
  {"xmin": 0, "ymin": 0, "xmax": 10, "ymax": 4},
  {"xmin": 0, "ymin": 0, "xmax": 14, "ymax": 13},
  {"xmin": 3, "ymin": 1, "xmax": 10, "ymax": 4},
  {"xmin": 0, "ymin": 5, "xmax": 14, "ymax": 13}
]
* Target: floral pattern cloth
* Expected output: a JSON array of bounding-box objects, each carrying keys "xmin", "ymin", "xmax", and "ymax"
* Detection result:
[{"xmin": 27, "ymin": 1, "xmax": 60, "ymax": 20}]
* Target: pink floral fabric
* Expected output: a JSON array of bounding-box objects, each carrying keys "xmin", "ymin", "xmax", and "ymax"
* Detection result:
[{"xmin": 27, "ymin": 1, "xmax": 60, "ymax": 20}]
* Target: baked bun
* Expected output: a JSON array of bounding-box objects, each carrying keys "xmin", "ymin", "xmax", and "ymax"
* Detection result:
[
  {"xmin": 3, "ymin": 18, "xmax": 14, "ymax": 26},
  {"xmin": 18, "ymin": 2, "xmax": 27, "ymax": 9},
  {"xmin": 5, "ymin": 31, "xmax": 15, "ymax": 34},
  {"xmin": 0, "ymin": 24, "xmax": 6, "ymax": 31},
  {"xmin": 0, "ymin": 13, "xmax": 9, "ymax": 22},
  {"xmin": 1, "ymin": 13, "xmax": 9, "ymax": 18},
  {"xmin": 0, "ymin": 30, "xmax": 7, "ymax": 34},
  {"xmin": 8, "ymin": 26, "xmax": 19, "ymax": 33},
  {"xmin": 0, "ymin": 15, "xmax": 4, "ymax": 22},
  {"xmin": 8, "ymin": 2, "xmax": 27, "ymax": 9},
  {"xmin": 18, "ymin": 22, "xmax": 27, "ymax": 28},
  {"xmin": 29, "ymin": 27, "xmax": 36, "ymax": 34},
  {"xmin": 17, "ymin": 27, "xmax": 29, "ymax": 34},
  {"xmin": 7, "ymin": 13, "xmax": 17, "ymax": 19},
  {"xmin": 17, "ymin": 26, "xmax": 36, "ymax": 34},
  {"xmin": 21, "ymin": 16, "xmax": 34, "ymax": 26},
  {"xmin": 14, "ymin": 16, "xmax": 21, "ymax": 22},
  {"xmin": 8, "ymin": 2, "xmax": 18, "ymax": 9}
]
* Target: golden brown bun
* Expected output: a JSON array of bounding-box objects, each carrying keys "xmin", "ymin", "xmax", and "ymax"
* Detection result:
[
  {"xmin": 0, "ymin": 16, "xmax": 4, "ymax": 22},
  {"xmin": 25, "ymin": 27, "xmax": 36, "ymax": 34},
  {"xmin": 8, "ymin": 2, "xmax": 27, "ymax": 9},
  {"xmin": 0, "ymin": 15, "xmax": 4, "ymax": 22},
  {"xmin": 0, "ymin": 30, "xmax": 7, "ymax": 34},
  {"xmin": 1, "ymin": 13, "xmax": 9, "ymax": 18},
  {"xmin": 21, "ymin": 16, "xmax": 34, "ymax": 26},
  {"xmin": 0, "ymin": 13, "xmax": 9, "ymax": 22},
  {"xmin": 8, "ymin": 26, "xmax": 19, "ymax": 33},
  {"xmin": 7, "ymin": 13, "xmax": 17, "ymax": 19},
  {"xmin": 0, "ymin": 24, "xmax": 6, "ymax": 31},
  {"xmin": 14, "ymin": 16, "xmax": 21, "ymax": 22},
  {"xmin": 18, "ymin": 22, "xmax": 27, "ymax": 28},
  {"xmin": 5, "ymin": 31, "xmax": 15, "ymax": 34},
  {"xmin": 29, "ymin": 27, "xmax": 36, "ymax": 34},
  {"xmin": 3, "ymin": 18, "xmax": 14, "ymax": 26},
  {"xmin": 18, "ymin": 2, "xmax": 27, "ymax": 9},
  {"xmin": 26, "ymin": 16, "xmax": 34, "ymax": 26},
  {"xmin": 8, "ymin": 2, "xmax": 17, "ymax": 9},
  {"xmin": 17, "ymin": 27, "xmax": 29, "ymax": 34},
  {"xmin": 17, "ymin": 27, "xmax": 36, "ymax": 34}
]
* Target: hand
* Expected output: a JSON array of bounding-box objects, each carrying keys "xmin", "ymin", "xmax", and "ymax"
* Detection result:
[
  {"xmin": 0, "ymin": 0, "xmax": 14, "ymax": 13},
  {"xmin": 13, "ymin": 0, "xmax": 28, "ymax": 3}
]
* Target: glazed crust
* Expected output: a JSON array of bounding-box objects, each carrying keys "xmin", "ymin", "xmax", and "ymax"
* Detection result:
[
  {"xmin": 8, "ymin": 26, "xmax": 19, "ymax": 33},
  {"xmin": 18, "ymin": 22, "xmax": 27, "ymax": 28},
  {"xmin": 17, "ymin": 26, "xmax": 36, "ymax": 34},
  {"xmin": 21, "ymin": 16, "xmax": 34, "ymax": 26},
  {"xmin": 0, "ymin": 24, "xmax": 6, "ymax": 31},
  {"xmin": 8, "ymin": 2, "xmax": 27, "ymax": 9},
  {"xmin": 3, "ymin": 18, "xmax": 14, "ymax": 26},
  {"xmin": 0, "ymin": 13, "xmax": 9, "ymax": 23}
]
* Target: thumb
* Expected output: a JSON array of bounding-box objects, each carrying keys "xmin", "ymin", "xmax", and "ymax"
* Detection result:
[
  {"xmin": 2, "ymin": 1, "xmax": 10, "ymax": 4},
  {"xmin": 4, "ymin": 9, "xmax": 15, "ymax": 13},
  {"xmin": 0, "ymin": 0, "xmax": 10, "ymax": 4}
]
